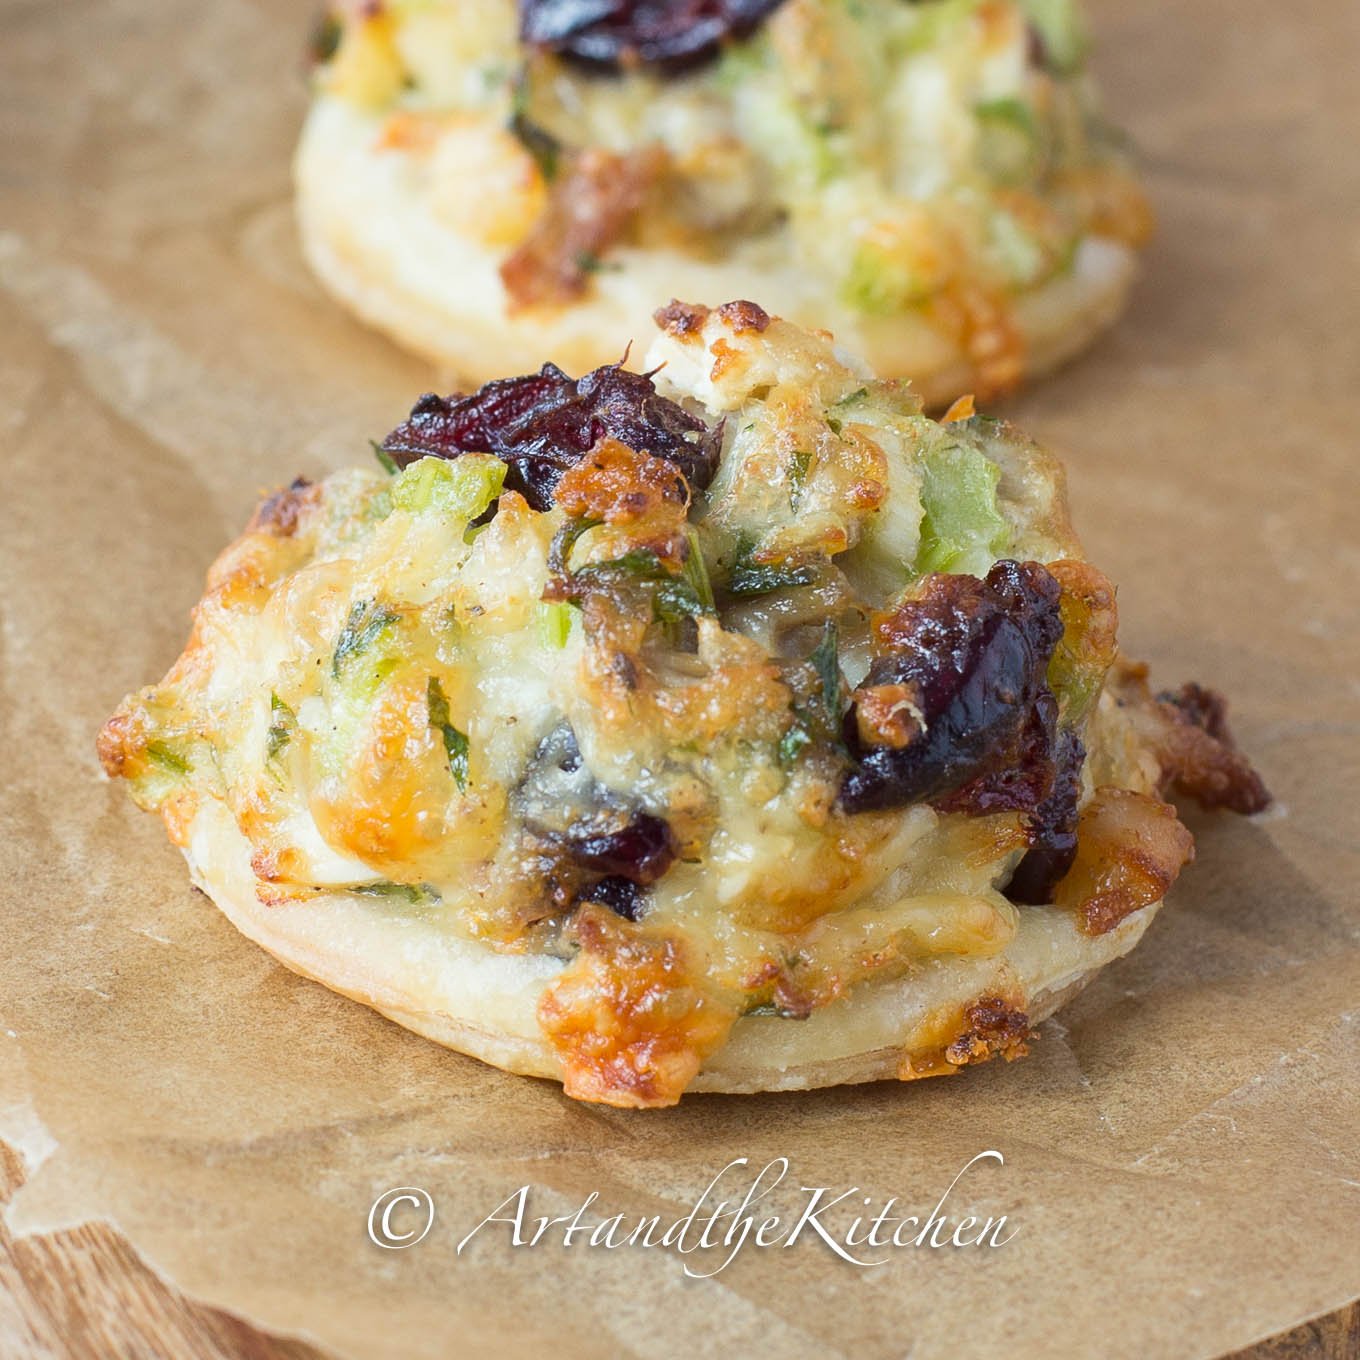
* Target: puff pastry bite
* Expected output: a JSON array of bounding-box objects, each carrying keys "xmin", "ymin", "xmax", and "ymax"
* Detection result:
[
  {"xmin": 296, "ymin": 0, "xmax": 1152, "ymax": 404},
  {"xmin": 99, "ymin": 301, "xmax": 1266, "ymax": 1107}
]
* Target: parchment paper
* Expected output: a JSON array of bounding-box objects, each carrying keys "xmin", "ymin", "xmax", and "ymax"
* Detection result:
[{"xmin": 1, "ymin": 0, "xmax": 1357, "ymax": 1356}]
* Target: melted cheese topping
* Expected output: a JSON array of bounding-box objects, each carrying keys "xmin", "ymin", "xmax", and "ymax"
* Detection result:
[{"xmin": 101, "ymin": 305, "xmax": 1169, "ymax": 1104}]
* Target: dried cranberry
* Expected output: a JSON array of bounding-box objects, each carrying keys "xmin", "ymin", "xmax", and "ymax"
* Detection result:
[
  {"xmin": 1156, "ymin": 682, "xmax": 1232, "ymax": 742},
  {"xmin": 934, "ymin": 691, "xmax": 1061, "ymax": 818},
  {"xmin": 839, "ymin": 561, "xmax": 1065, "ymax": 814},
  {"xmin": 379, "ymin": 363, "xmax": 720, "ymax": 512},
  {"xmin": 515, "ymin": 725, "xmax": 678, "ymax": 892},
  {"xmin": 580, "ymin": 875, "xmax": 647, "ymax": 921},
  {"xmin": 1005, "ymin": 724, "xmax": 1085, "ymax": 904},
  {"xmin": 565, "ymin": 812, "xmax": 676, "ymax": 884},
  {"xmin": 519, "ymin": 0, "xmax": 788, "ymax": 72}
]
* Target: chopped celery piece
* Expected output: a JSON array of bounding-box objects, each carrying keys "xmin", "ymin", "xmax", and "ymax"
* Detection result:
[
  {"xmin": 1019, "ymin": 0, "xmax": 1088, "ymax": 73},
  {"xmin": 899, "ymin": 0, "xmax": 980, "ymax": 53},
  {"xmin": 974, "ymin": 98, "xmax": 1043, "ymax": 184},
  {"xmin": 843, "ymin": 239, "xmax": 934, "ymax": 316},
  {"xmin": 988, "ymin": 209, "xmax": 1047, "ymax": 287},
  {"xmin": 915, "ymin": 442, "xmax": 1010, "ymax": 575},
  {"xmin": 390, "ymin": 455, "xmax": 506, "ymax": 521}
]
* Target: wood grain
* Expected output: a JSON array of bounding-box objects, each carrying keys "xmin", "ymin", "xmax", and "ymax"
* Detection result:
[
  {"xmin": 0, "ymin": 1144, "xmax": 321, "ymax": 1360},
  {"xmin": 0, "ymin": 1142, "xmax": 1353, "ymax": 1359}
]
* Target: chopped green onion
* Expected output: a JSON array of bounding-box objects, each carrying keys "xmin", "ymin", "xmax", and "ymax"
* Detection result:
[{"xmin": 536, "ymin": 601, "xmax": 574, "ymax": 649}]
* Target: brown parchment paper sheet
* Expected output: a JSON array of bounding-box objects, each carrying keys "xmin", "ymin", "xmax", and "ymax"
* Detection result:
[{"xmin": 1, "ymin": 0, "xmax": 1357, "ymax": 1356}]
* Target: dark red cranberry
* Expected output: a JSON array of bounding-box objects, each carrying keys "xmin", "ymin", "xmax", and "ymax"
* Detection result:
[
  {"xmin": 519, "ymin": 0, "xmax": 788, "ymax": 73},
  {"xmin": 379, "ymin": 362, "xmax": 719, "ymax": 512},
  {"xmin": 839, "ymin": 561, "xmax": 1065, "ymax": 814},
  {"xmin": 564, "ymin": 812, "xmax": 676, "ymax": 885},
  {"xmin": 580, "ymin": 875, "xmax": 647, "ymax": 921}
]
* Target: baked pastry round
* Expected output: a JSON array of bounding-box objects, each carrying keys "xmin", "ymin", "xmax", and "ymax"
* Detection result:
[
  {"xmin": 99, "ymin": 300, "xmax": 1266, "ymax": 1106},
  {"xmin": 296, "ymin": 0, "xmax": 1152, "ymax": 405}
]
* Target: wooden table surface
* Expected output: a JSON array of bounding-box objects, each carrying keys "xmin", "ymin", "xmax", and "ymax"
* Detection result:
[{"xmin": 0, "ymin": 1142, "xmax": 1353, "ymax": 1359}]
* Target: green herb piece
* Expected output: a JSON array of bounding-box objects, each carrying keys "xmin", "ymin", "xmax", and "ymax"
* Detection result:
[
  {"xmin": 426, "ymin": 677, "xmax": 469, "ymax": 792},
  {"xmin": 651, "ymin": 532, "xmax": 718, "ymax": 626},
  {"xmin": 509, "ymin": 71, "xmax": 561, "ymax": 181},
  {"xmin": 810, "ymin": 620, "xmax": 842, "ymax": 731},
  {"xmin": 572, "ymin": 547, "xmax": 666, "ymax": 582},
  {"xmin": 652, "ymin": 579, "xmax": 706, "ymax": 626},
  {"xmin": 789, "ymin": 448, "xmax": 814, "ymax": 507},
  {"xmin": 726, "ymin": 534, "xmax": 818, "ymax": 596},
  {"xmin": 779, "ymin": 622, "xmax": 844, "ymax": 768},
  {"xmin": 547, "ymin": 516, "xmax": 604, "ymax": 575},
  {"xmin": 556, "ymin": 533, "xmax": 716, "ymax": 634},
  {"xmin": 574, "ymin": 251, "xmax": 621, "ymax": 275},
  {"xmin": 778, "ymin": 721, "xmax": 814, "ymax": 769},
  {"xmin": 682, "ymin": 531, "xmax": 716, "ymax": 611},
  {"xmin": 266, "ymin": 693, "xmax": 296, "ymax": 760},
  {"xmin": 350, "ymin": 881, "xmax": 439, "ymax": 906},
  {"xmin": 728, "ymin": 561, "xmax": 817, "ymax": 596},
  {"xmin": 332, "ymin": 600, "xmax": 401, "ymax": 677},
  {"xmin": 371, "ymin": 440, "xmax": 400, "ymax": 476},
  {"xmin": 144, "ymin": 740, "xmax": 190, "ymax": 776}
]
